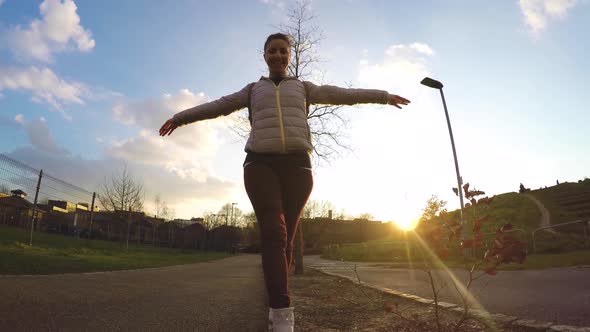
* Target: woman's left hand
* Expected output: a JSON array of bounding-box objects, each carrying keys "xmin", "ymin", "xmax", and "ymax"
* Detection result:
[
  {"xmin": 159, "ymin": 118, "xmax": 179, "ymax": 136},
  {"xmin": 388, "ymin": 94, "xmax": 411, "ymax": 109}
]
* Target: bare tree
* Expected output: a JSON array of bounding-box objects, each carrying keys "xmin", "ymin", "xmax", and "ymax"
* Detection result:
[
  {"xmin": 151, "ymin": 194, "xmax": 173, "ymax": 245},
  {"xmin": 243, "ymin": 211, "xmax": 257, "ymax": 227},
  {"xmin": 229, "ymin": 0, "xmax": 352, "ymax": 166},
  {"xmin": 203, "ymin": 211, "xmax": 228, "ymax": 230},
  {"xmin": 302, "ymin": 199, "xmax": 337, "ymax": 219},
  {"xmin": 215, "ymin": 203, "xmax": 246, "ymax": 227},
  {"xmin": 98, "ymin": 165, "xmax": 144, "ymax": 212},
  {"xmin": 284, "ymin": 0, "xmax": 352, "ymax": 164},
  {"xmin": 153, "ymin": 194, "xmax": 164, "ymax": 217},
  {"xmin": 153, "ymin": 194, "xmax": 174, "ymax": 220},
  {"xmin": 356, "ymin": 213, "xmax": 374, "ymax": 221}
]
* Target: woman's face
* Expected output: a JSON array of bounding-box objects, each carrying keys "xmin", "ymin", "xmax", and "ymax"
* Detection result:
[{"xmin": 264, "ymin": 38, "xmax": 290, "ymax": 76}]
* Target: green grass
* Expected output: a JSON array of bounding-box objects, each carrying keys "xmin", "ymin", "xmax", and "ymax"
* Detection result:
[
  {"xmin": 321, "ymin": 248, "xmax": 590, "ymax": 270},
  {"xmin": 0, "ymin": 226, "xmax": 231, "ymax": 275},
  {"xmin": 497, "ymin": 250, "xmax": 590, "ymax": 270},
  {"xmin": 437, "ymin": 250, "xmax": 590, "ymax": 270}
]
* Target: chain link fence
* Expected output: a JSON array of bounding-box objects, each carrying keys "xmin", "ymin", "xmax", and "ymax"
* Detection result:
[{"xmin": 0, "ymin": 153, "xmax": 96, "ymax": 245}]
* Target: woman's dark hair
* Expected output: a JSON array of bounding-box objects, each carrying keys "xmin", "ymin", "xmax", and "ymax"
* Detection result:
[{"xmin": 264, "ymin": 33, "xmax": 292, "ymax": 51}]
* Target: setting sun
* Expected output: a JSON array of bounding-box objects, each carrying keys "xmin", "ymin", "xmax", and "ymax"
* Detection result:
[{"xmin": 392, "ymin": 219, "xmax": 419, "ymax": 231}]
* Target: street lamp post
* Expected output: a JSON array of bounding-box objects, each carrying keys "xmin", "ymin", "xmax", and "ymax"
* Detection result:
[{"xmin": 420, "ymin": 77, "xmax": 467, "ymax": 243}]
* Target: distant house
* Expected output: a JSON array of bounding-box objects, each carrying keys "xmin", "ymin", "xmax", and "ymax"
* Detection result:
[
  {"xmin": 42, "ymin": 200, "xmax": 97, "ymax": 234},
  {"xmin": 157, "ymin": 221, "xmax": 183, "ymax": 247},
  {"xmin": 90, "ymin": 211, "xmax": 126, "ymax": 240},
  {"xmin": 0, "ymin": 190, "xmax": 45, "ymax": 229},
  {"xmin": 48, "ymin": 200, "xmax": 76, "ymax": 213},
  {"xmin": 177, "ymin": 222, "xmax": 207, "ymax": 249},
  {"xmin": 128, "ymin": 214, "xmax": 165, "ymax": 244},
  {"xmin": 141, "ymin": 216, "xmax": 165, "ymax": 244},
  {"xmin": 207, "ymin": 225, "xmax": 242, "ymax": 252}
]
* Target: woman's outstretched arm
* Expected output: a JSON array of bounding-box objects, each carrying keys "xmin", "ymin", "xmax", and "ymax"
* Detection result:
[
  {"xmin": 303, "ymin": 81, "xmax": 410, "ymax": 108},
  {"xmin": 159, "ymin": 83, "xmax": 252, "ymax": 136}
]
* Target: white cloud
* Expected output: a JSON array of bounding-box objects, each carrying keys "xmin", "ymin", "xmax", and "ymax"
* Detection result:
[
  {"xmin": 112, "ymin": 89, "xmax": 207, "ymax": 129},
  {"xmin": 101, "ymin": 89, "xmax": 241, "ymax": 216},
  {"xmin": 0, "ymin": 65, "xmax": 88, "ymax": 118},
  {"xmin": 358, "ymin": 42, "xmax": 435, "ymax": 99},
  {"xmin": 13, "ymin": 114, "xmax": 66, "ymax": 155},
  {"xmin": 518, "ymin": 0, "xmax": 579, "ymax": 36},
  {"xmin": 6, "ymin": 92, "xmax": 241, "ymax": 218},
  {"xmin": 3, "ymin": 0, "xmax": 95, "ymax": 62},
  {"xmin": 259, "ymin": 0, "xmax": 286, "ymax": 8},
  {"xmin": 7, "ymin": 88, "xmax": 240, "ymax": 218},
  {"xmin": 110, "ymin": 89, "xmax": 224, "ymax": 154},
  {"xmin": 0, "ymin": 0, "xmax": 5, "ymax": 7},
  {"xmin": 14, "ymin": 114, "xmax": 25, "ymax": 125}
]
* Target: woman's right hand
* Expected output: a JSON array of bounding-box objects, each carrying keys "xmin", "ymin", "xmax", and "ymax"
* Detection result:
[{"xmin": 159, "ymin": 118, "xmax": 179, "ymax": 136}]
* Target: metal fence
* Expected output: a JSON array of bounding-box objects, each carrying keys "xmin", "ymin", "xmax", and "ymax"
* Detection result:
[{"xmin": 532, "ymin": 219, "xmax": 590, "ymax": 253}]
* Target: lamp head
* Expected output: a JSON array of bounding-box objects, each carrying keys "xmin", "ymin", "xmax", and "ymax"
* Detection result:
[{"xmin": 420, "ymin": 77, "xmax": 444, "ymax": 89}]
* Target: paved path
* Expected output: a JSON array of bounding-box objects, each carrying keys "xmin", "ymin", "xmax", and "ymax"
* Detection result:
[
  {"xmin": 0, "ymin": 255, "xmax": 268, "ymax": 331},
  {"xmin": 524, "ymin": 193, "xmax": 557, "ymax": 234},
  {"xmin": 4, "ymin": 254, "xmax": 589, "ymax": 330},
  {"xmin": 306, "ymin": 255, "xmax": 590, "ymax": 328}
]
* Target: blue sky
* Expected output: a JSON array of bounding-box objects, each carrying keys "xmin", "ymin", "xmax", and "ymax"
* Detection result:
[{"xmin": 1, "ymin": 0, "xmax": 588, "ymax": 223}]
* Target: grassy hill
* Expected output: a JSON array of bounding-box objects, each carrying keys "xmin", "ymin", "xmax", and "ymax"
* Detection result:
[
  {"xmin": 445, "ymin": 192, "xmax": 541, "ymax": 233},
  {"xmin": 323, "ymin": 185, "xmax": 590, "ymax": 261},
  {"xmin": 529, "ymin": 180, "xmax": 590, "ymax": 227},
  {"xmin": 525, "ymin": 180, "xmax": 590, "ymax": 253}
]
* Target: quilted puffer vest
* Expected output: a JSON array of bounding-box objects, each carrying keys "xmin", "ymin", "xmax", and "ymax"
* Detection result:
[{"xmin": 245, "ymin": 77, "xmax": 312, "ymax": 154}]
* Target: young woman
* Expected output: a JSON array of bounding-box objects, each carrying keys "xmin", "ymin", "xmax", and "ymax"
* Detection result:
[{"xmin": 159, "ymin": 33, "xmax": 410, "ymax": 332}]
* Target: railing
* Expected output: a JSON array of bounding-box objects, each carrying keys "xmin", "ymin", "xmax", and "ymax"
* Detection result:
[{"xmin": 532, "ymin": 219, "xmax": 590, "ymax": 253}]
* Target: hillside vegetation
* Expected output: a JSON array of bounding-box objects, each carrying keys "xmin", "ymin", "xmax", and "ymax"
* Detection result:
[
  {"xmin": 324, "ymin": 183, "xmax": 590, "ymax": 262},
  {"xmin": 530, "ymin": 180, "xmax": 590, "ymax": 227}
]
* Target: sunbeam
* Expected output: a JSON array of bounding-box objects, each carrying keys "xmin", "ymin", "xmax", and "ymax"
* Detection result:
[{"xmin": 411, "ymin": 231, "xmax": 500, "ymax": 331}]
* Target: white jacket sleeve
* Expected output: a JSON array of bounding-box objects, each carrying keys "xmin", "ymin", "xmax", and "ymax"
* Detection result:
[
  {"xmin": 173, "ymin": 83, "xmax": 251, "ymax": 125},
  {"xmin": 303, "ymin": 81, "xmax": 389, "ymax": 106}
]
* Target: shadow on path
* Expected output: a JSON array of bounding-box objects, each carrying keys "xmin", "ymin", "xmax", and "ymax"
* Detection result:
[{"xmin": 0, "ymin": 254, "xmax": 267, "ymax": 331}]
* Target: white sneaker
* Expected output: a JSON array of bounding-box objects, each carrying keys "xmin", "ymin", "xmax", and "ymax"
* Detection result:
[{"xmin": 268, "ymin": 307, "xmax": 294, "ymax": 332}]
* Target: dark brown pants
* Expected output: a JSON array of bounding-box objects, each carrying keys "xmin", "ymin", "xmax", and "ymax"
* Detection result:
[{"xmin": 244, "ymin": 158, "xmax": 313, "ymax": 309}]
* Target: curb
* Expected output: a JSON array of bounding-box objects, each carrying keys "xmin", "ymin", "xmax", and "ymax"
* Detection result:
[{"xmin": 311, "ymin": 267, "xmax": 590, "ymax": 332}]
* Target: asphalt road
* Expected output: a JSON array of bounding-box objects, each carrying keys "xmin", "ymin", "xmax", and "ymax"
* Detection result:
[
  {"xmin": 0, "ymin": 255, "xmax": 269, "ymax": 331},
  {"xmin": 306, "ymin": 255, "xmax": 590, "ymax": 328},
  {"xmin": 3, "ymin": 254, "xmax": 589, "ymax": 331}
]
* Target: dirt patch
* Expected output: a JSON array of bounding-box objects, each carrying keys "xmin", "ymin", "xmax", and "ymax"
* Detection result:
[{"xmin": 290, "ymin": 269, "xmax": 514, "ymax": 331}]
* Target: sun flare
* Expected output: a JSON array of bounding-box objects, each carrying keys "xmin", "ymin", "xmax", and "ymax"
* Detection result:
[{"xmin": 393, "ymin": 219, "xmax": 419, "ymax": 231}]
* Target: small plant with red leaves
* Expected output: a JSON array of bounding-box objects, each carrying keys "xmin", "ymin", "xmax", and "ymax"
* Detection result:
[{"xmin": 415, "ymin": 182, "xmax": 528, "ymax": 331}]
